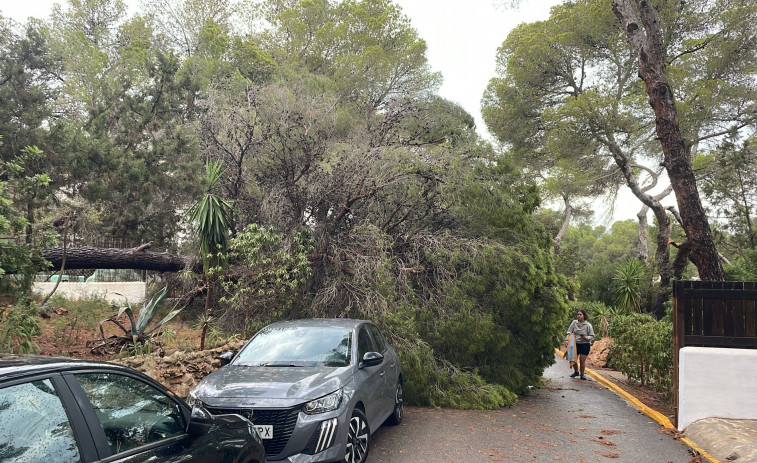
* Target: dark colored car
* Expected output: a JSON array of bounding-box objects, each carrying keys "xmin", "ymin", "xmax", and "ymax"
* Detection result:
[
  {"xmin": 0, "ymin": 354, "xmax": 266, "ymax": 463},
  {"xmin": 189, "ymin": 319, "xmax": 403, "ymax": 463}
]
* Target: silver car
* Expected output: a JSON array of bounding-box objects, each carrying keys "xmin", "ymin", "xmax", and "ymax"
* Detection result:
[{"xmin": 188, "ymin": 318, "xmax": 403, "ymax": 463}]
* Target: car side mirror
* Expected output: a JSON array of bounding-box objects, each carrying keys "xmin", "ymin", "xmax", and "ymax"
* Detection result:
[
  {"xmin": 187, "ymin": 406, "xmax": 213, "ymax": 437},
  {"xmin": 360, "ymin": 351, "xmax": 384, "ymax": 369},
  {"xmin": 219, "ymin": 351, "xmax": 235, "ymax": 366}
]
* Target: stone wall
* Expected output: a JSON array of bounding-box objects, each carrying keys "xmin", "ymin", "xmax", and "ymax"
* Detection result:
[{"xmin": 114, "ymin": 341, "xmax": 245, "ymax": 398}]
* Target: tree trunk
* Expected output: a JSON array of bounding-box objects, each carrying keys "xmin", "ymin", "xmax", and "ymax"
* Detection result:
[
  {"xmin": 613, "ymin": 0, "xmax": 724, "ymax": 281},
  {"xmin": 605, "ymin": 138, "xmax": 672, "ymax": 318},
  {"xmin": 553, "ymin": 196, "xmax": 573, "ymax": 254},
  {"xmin": 637, "ymin": 206, "xmax": 650, "ymax": 264},
  {"xmin": 38, "ymin": 247, "xmax": 193, "ymax": 273}
]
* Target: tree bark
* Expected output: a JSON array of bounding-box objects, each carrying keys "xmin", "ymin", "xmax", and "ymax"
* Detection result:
[
  {"xmin": 39, "ymin": 247, "xmax": 193, "ymax": 273},
  {"xmin": 613, "ymin": 0, "xmax": 724, "ymax": 281},
  {"xmin": 553, "ymin": 196, "xmax": 573, "ymax": 254}
]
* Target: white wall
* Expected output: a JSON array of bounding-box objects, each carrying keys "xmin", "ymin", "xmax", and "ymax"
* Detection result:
[
  {"xmin": 679, "ymin": 346, "xmax": 757, "ymax": 430},
  {"xmin": 32, "ymin": 282, "xmax": 146, "ymax": 304}
]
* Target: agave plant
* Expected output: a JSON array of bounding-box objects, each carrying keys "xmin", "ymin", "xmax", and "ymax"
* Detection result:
[{"xmin": 101, "ymin": 286, "xmax": 183, "ymax": 347}]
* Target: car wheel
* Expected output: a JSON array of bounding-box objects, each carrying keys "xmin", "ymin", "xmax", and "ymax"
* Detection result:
[
  {"xmin": 385, "ymin": 381, "xmax": 403, "ymax": 426},
  {"xmin": 343, "ymin": 408, "xmax": 370, "ymax": 463}
]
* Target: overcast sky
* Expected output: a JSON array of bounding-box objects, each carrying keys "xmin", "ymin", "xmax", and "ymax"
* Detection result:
[{"xmin": 2, "ymin": 0, "xmax": 639, "ymax": 223}]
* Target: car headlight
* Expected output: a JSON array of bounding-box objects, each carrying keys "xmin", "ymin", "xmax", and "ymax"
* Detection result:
[{"xmin": 303, "ymin": 389, "xmax": 343, "ymax": 414}]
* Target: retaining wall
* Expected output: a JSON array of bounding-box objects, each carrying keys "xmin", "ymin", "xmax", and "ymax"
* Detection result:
[
  {"xmin": 679, "ymin": 346, "xmax": 757, "ymax": 430},
  {"xmin": 32, "ymin": 282, "xmax": 146, "ymax": 304}
]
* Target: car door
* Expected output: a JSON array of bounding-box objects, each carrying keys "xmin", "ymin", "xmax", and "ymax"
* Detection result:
[
  {"xmin": 367, "ymin": 324, "xmax": 397, "ymax": 415},
  {"xmin": 355, "ymin": 324, "xmax": 385, "ymax": 431},
  {"xmin": 64, "ymin": 371, "xmax": 219, "ymax": 463},
  {"xmin": 0, "ymin": 374, "xmax": 95, "ymax": 463}
]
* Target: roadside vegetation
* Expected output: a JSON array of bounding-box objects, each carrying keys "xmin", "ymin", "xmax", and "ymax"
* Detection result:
[{"xmin": 2, "ymin": 0, "xmax": 756, "ymax": 410}]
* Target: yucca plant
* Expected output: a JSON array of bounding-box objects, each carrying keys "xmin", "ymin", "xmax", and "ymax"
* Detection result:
[
  {"xmin": 613, "ymin": 258, "xmax": 647, "ymax": 313},
  {"xmin": 185, "ymin": 159, "xmax": 233, "ymax": 350}
]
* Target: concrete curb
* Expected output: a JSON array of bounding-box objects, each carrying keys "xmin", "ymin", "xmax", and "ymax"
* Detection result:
[{"xmin": 554, "ymin": 349, "xmax": 720, "ymax": 463}]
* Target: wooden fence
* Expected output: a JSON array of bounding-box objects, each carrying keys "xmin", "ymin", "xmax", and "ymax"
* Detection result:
[
  {"xmin": 672, "ymin": 280, "xmax": 757, "ymax": 427},
  {"xmin": 673, "ymin": 280, "xmax": 757, "ymax": 350}
]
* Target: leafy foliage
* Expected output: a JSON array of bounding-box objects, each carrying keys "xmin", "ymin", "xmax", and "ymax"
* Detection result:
[
  {"xmin": 3, "ymin": 0, "xmax": 578, "ymax": 409},
  {"xmin": 0, "ymin": 298, "xmax": 41, "ymax": 354},
  {"xmin": 613, "ymin": 258, "xmax": 648, "ymax": 313},
  {"xmin": 219, "ymin": 224, "xmax": 314, "ymax": 337},
  {"xmin": 0, "ymin": 140, "xmax": 55, "ymax": 293},
  {"xmin": 556, "ymin": 221, "xmax": 657, "ymax": 310},
  {"xmin": 699, "ymin": 137, "xmax": 757, "ymax": 256},
  {"xmin": 186, "ymin": 160, "xmax": 233, "ymax": 272},
  {"xmin": 609, "ymin": 313, "xmax": 674, "ymax": 402},
  {"xmin": 724, "ymin": 248, "xmax": 757, "ymax": 281}
]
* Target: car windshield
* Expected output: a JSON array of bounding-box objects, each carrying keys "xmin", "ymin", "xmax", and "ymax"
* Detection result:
[{"xmin": 236, "ymin": 326, "xmax": 352, "ymax": 367}]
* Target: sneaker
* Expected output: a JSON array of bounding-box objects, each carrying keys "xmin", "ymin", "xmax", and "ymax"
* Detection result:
[
  {"xmin": 580, "ymin": 375, "xmax": 587, "ymax": 380},
  {"xmin": 570, "ymin": 372, "xmax": 579, "ymax": 378}
]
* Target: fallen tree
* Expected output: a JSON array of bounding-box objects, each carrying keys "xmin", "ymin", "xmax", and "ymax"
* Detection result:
[{"xmin": 39, "ymin": 246, "xmax": 193, "ymax": 273}]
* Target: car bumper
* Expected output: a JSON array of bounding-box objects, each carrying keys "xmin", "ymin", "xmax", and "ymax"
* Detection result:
[{"xmin": 266, "ymin": 407, "xmax": 349, "ymax": 462}]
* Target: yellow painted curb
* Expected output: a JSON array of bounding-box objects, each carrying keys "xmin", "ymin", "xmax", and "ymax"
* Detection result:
[{"xmin": 554, "ymin": 349, "xmax": 720, "ymax": 463}]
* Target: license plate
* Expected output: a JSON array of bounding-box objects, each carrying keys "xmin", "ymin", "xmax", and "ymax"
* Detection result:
[{"xmin": 255, "ymin": 425, "xmax": 273, "ymax": 439}]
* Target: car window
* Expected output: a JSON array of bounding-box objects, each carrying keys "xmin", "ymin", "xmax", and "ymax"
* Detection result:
[
  {"xmin": 237, "ymin": 326, "xmax": 352, "ymax": 366},
  {"xmin": 0, "ymin": 379, "xmax": 81, "ymax": 463},
  {"xmin": 75, "ymin": 373, "xmax": 185, "ymax": 455},
  {"xmin": 367, "ymin": 325, "xmax": 386, "ymax": 353},
  {"xmin": 357, "ymin": 326, "xmax": 376, "ymax": 361}
]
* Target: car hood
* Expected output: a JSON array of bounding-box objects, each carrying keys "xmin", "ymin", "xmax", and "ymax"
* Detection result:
[{"xmin": 193, "ymin": 364, "xmax": 352, "ymax": 408}]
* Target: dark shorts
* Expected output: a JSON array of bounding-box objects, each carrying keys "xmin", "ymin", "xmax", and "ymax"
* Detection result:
[{"xmin": 576, "ymin": 343, "xmax": 591, "ymax": 356}]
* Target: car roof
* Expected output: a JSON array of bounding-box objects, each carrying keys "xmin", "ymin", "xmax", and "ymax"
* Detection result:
[
  {"xmin": 0, "ymin": 354, "xmax": 132, "ymax": 381},
  {"xmin": 262, "ymin": 318, "xmax": 371, "ymax": 330}
]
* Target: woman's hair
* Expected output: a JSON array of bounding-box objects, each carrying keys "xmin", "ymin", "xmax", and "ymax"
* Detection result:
[{"xmin": 576, "ymin": 309, "xmax": 589, "ymax": 321}]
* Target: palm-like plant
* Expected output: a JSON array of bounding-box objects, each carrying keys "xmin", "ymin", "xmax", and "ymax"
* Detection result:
[
  {"xmin": 185, "ymin": 159, "xmax": 233, "ymax": 349},
  {"xmin": 186, "ymin": 160, "xmax": 233, "ymax": 273},
  {"xmin": 613, "ymin": 258, "xmax": 647, "ymax": 313}
]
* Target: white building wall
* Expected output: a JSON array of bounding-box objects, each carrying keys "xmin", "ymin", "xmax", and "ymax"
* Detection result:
[
  {"xmin": 32, "ymin": 282, "xmax": 146, "ymax": 305},
  {"xmin": 679, "ymin": 346, "xmax": 757, "ymax": 430}
]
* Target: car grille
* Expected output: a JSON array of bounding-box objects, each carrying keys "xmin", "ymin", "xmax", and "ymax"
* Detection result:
[{"xmin": 206, "ymin": 406, "xmax": 300, "ymax": 457}]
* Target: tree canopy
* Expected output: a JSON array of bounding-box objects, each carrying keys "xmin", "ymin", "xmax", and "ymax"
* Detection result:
[{"xmin": 0, "ymin": 0, "xmax": 569, "ymax": 408}]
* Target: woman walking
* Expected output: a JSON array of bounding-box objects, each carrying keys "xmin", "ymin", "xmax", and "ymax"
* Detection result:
[{"xmin": 564, "ymin": 309, "xmax": 595, "ymax": 380}]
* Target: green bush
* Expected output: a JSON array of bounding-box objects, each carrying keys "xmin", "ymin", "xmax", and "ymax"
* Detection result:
[
  {"xmin": 608, "ymin": 313, "xmax": 673, "ymax": 402},
  {"xmin": 0, "ymin": 298, "xmax": 41, "ymax": 354},
  {"xmin": 396, "ymin": 336, "xmax": 517, "ymax": 409}
]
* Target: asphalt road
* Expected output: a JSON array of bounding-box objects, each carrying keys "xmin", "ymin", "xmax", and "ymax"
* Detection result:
[{"xmin": 368, "ymin": 354, "xmax": 697, "ymax": 463}]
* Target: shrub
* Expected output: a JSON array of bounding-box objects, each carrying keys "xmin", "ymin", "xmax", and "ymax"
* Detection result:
[
  {"xmin": 396, "ymin": 336, "xmax": 517, "ymax": 409},
  {"xmin": 609, "ymin": 313, "xmax": 674, "ymax": 402},
  {"xmin": 0, "ymin": 298, "xmax": 41, "ymax": 354}
]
